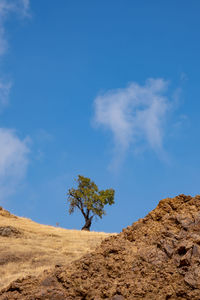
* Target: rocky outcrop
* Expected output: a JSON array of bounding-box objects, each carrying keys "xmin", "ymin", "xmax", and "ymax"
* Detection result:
[
  {"xmin": 1, "ymin": 194, "xmax": 200, "ymax": 299},
  {"xmin": 0, "ymin": 226, "xmax": 21, "ymax": 237}
]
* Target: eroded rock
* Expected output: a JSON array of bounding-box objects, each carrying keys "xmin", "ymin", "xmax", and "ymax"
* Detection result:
[{"xmin": 1, "ymin": 194, "xmax": 200, "ymax": 299}]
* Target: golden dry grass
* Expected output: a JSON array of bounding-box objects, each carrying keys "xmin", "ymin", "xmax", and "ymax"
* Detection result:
[{"xmin": 0, "ymin": 208, "xmax": 114, "ymax": 289}]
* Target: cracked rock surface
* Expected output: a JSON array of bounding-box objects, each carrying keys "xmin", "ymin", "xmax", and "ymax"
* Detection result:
[{"xmin": 1, "ymin": 194, "xmax": 200, "ymax": 299}]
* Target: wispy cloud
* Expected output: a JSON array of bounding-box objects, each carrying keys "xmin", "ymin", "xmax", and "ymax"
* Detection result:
[
  {"xmin": 0, "ymin": 0, "xmax": 30, "ymax": 106},
  {"xmin": 0, "ymin": 0, "xmax": 30, "ymax": 17},
  {"xmin": 0, "ymin": 0, "xmax": 30, "ymax": 55},
  {"xmin": 93, "ymin": 78, "xmax": 173, "ymax": 169},
  {"xmin": 0, "ymin": 79, "xmax": 11, "ymax": 110},
  {"xmin": 0, "ymin": 128, "xmax": 30, "ymax": 201},
  {"xmin": 0, "ymin": 0, "xmax": 30, "ymax": 201}
]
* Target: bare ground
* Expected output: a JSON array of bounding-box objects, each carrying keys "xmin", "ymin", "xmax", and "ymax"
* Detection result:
[
  {"xmin": 0, "ymin": 206, "xmax": 113, "ymax": 290},
  {"xmin": 1, "ymin": 195, "xmax": 200, "ymax": 299}
]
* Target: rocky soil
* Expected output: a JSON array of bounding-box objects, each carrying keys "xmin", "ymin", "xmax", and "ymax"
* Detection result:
[{"xmin": 1, "ymin": 194, "xmax": 200, "ymax": 299}]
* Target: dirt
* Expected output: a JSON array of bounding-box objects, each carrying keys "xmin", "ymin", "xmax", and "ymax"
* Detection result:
[{"xmin": 1, "ymin": 194, "xmax": 200, "ymax": 299}]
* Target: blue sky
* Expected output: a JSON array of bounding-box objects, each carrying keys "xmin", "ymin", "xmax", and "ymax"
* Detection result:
[{"xmin": 0, "ymin": 0, "xmax": 200, "ymax": 232}]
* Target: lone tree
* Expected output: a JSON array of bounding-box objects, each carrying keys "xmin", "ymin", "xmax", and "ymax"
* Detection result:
[{"xmin": 67, "ymin": 175, "xmax": 115, "ymax": 231}]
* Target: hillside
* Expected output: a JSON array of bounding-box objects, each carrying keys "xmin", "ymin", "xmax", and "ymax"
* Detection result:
[
  {"xmin": 0, "ymin": 206, "xmax": 113, "ymax": 290},
  {"xmin": 1, "ymin": 194, "xmax": 200, "ymax": 299}
]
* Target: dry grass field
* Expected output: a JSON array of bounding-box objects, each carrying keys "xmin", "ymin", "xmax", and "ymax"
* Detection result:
[{"xmin": 0, "ymin": 207, "xmax": 114, "ymax": 289}]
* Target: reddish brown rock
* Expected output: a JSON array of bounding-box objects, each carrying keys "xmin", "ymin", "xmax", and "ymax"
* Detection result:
[{"xmin": 1, "ymin": 194, "xmax": 200, "ymax": 299}]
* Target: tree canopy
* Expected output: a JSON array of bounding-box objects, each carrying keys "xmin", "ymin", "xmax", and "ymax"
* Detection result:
[{"xmin": 67, "ymin": 175, "xmax": 115, "ymax": 230}]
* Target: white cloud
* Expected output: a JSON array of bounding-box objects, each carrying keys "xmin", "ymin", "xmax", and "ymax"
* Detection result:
[
  {"xmin": 0, "ymin": 1, "xmax": 31, "ymax": 201},
  {"xmin": 0, "ymin": 128, "xmax": 30, "ymax": 201},
  {"xmin": 93, "ymin": 78, "xmax": 172, "ymax": 168},
  {"xmin": 0, "ymin": 0, "xmax": 30, "ymax": 55},
  {"xmin": 0, "ymin": 0, "xmax": 30, "ymax": 17},
  {"xmin": 0, "ymin": 0, "xmax": 30, "ymax": 107}
]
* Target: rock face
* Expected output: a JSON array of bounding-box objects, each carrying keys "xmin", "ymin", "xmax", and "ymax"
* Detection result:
[{"xmin": 1, "ymin": 194, "xmax": 200, "ymax": 299}]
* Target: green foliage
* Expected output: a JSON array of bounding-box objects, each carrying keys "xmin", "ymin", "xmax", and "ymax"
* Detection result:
[{"xmin": 67, "ymin": 175, "xmax": 115, "ymax": 222}]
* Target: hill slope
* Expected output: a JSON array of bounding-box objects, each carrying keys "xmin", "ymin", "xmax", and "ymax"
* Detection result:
[
  {"xmin": 1, "ymin": 194, "xmax": 200, "ymax": 299},
  {"xmin": 0, "ymin": 206, "xmax": 113, "ymax": 290}
]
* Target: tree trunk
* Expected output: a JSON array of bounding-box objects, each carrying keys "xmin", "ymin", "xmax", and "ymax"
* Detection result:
[{"xmin": 81, "ymin": 216, "xmax": 93, "ymax": 231}]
